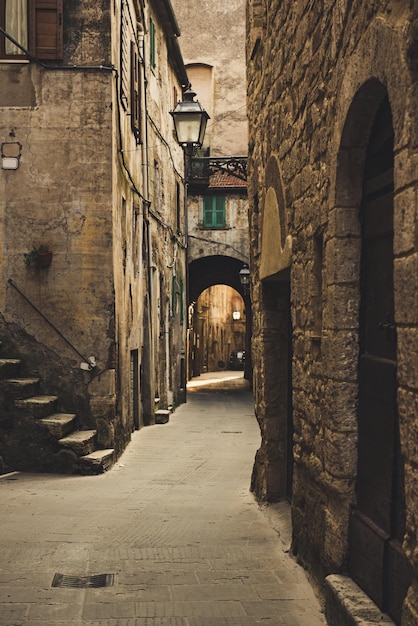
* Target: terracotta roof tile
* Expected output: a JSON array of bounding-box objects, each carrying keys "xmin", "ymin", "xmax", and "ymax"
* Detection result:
[{"xmin": 207, "ymin": 169, "xmax": 247, "ymax": 189}]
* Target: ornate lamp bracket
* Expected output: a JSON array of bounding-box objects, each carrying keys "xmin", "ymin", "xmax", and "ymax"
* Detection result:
[{"xmin": 191, "ymin": 156, "xmax": 247, "ymax": 182}]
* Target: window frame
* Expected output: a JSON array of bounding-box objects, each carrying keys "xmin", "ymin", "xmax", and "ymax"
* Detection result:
[
  {"xmin": 130, "ymin": 40, "xmax": 142, "ymax": 144},
  {"xmin": 0, "ymin": 0, "xmax": 63, "ymax": 61},
  {"xmin": 202, "ymin": 195, "xmax": 227, "ymax": 229}
]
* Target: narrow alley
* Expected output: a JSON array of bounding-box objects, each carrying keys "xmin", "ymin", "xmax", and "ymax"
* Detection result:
[{"xmin": 0, "ymin": 372, "xmax": 325, "ymax": 626}]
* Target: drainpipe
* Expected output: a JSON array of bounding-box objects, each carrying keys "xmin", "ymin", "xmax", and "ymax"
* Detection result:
[{"xmin": 139, "ymin": 25, "xmax": 156, "ymax": 420}]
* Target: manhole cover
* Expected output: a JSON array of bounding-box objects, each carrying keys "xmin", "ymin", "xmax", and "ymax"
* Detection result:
[{"xmin": 52, "ymin": 573, "xmax": 114, "ymax": 588}]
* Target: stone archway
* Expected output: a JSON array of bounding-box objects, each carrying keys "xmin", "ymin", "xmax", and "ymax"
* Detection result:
[
  {"xmin": 188, "ymin": 255, "xmax": 252, "ymax": 381},
  {"xmin": 251, "ymin": 155, "xmax": 293, "ymax": 503},
  {"xmin": 334, "ymin": 80, "xmax": 412, "ymax": 623}
]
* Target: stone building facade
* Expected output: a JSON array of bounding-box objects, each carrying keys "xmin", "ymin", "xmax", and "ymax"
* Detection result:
[
  {"xmin": 247, "ymin": 1, "xmax": 418, "ymax": 624},
  {"xmin": 0, "ymin": 0, "xmax": 188, "ymax": 473}
]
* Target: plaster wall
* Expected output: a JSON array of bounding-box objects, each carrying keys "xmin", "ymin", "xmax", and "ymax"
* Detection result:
[
  {"xmin": 187, "ymin": 192, "xmax": 249, "ymax": 265},
  {"xmin": 171, "ymin": 0, "xmax": 247, "ymax": 157}
]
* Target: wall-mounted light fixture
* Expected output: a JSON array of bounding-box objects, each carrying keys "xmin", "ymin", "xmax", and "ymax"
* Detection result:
[
  {"xmin": 239, "ymin": 264, "xmax": 250, "ymax": 297},
  {"xmin": 1, "ymin": 142, "xmax": 22, "ymax": 170},
  {"xmin": 170, "ymin": 89, "xmax": 209, "ymax": 157},
  {"xmin": 170, "ymin": 88, "xmax": 210, "ymax": 181}
]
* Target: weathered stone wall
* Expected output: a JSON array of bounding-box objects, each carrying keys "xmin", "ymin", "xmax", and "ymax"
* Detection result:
[
  {"xmin": 0, "ymin": 0, "xmax": 188, "ymax": 469},
  {"xmin": 247, "ymin": 1, "xmax": 418, "ymax": 621},
  {"xmin": 144, "ymin": 1, "xmax": 188, "ymax": 411},
  {"xmin": 0, "ymin": 3, "xmax": 115, "ymax": 443}
]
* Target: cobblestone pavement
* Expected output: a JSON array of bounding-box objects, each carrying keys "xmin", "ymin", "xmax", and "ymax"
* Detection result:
[{"xmin": 0, "ymin": 372, "xmax": 326, "ymax": 625}]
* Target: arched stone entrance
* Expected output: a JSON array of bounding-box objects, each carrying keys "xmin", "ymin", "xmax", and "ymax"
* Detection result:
[
  {"xmin": 188, "ymin": 255, "xmax": 251, "ymax": 381},
  {"xmin": 250, "ymin": 155, "xmax": 293, "ymax": 502},
  {"xmin": 335, "ymin": 82, "xmax": 412, "ymax": 623}
]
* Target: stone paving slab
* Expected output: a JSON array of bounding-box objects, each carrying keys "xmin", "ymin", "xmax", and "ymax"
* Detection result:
[{"xmin": 0, "ymin": 375, "xmax": 326, "ymax": 625}]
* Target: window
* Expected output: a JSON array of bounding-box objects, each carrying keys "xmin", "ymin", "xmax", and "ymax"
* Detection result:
[
  {"xmin": 120, "ymin": 2, "xmax": 142, "ymax": 143},
  {"xmin": 120, "ymin": 3, "xmax": 130, "ymax": 108},
  {"xmin": 0, "ymin": 0, "xmax": 63, "ymax": 60},
  {"xmin": 203, "ymin": 196, "xmax": 226, "ymax": 228},
  {"xmin": 130, "ymin": 41, "xmax": 141, "ymax": 143},
  {"xmin": 149, "ymin": 16, "xmax": 155, "ymax": 68}
]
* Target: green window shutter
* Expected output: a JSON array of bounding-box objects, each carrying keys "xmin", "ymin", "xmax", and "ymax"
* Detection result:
[
  {"xmin": 203, "ymin": 196, "xmax": 225, "ymax": 228},
  {"xmin": 215, "ymin": 196, "xmax": 225, "ymax": 227},
  {"xmin": 149, "ymin": 17, "xmax": 156, "ymax": 68},
  {"xmin": 171, "ymin": 275, "xmax": 175, "ymax": 319},
  {"xmin": 203, "ymin": 196, "xmax": 212, "ymax": 227},
  {"xmin": 179, "ymin": 277, "xmax": 184, "ymax": 324}
]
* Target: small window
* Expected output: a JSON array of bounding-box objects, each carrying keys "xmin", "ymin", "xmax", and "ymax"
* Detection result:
[
  {"xmin": 130, "ymin": 41, "xmax": 141, "ymax": 143},
  {"xmin": 149, "ymin": 16, "xmax": 156, "ymax": 68},
  {"xmin": 3, "ymin": 0, "xmax": 28, "ymax": 55},
  {"xmin": 120, "ymin": 3, "xmax": 130, "ymax": 108},
  {"xmin": 0, "ymin": 0, "xmax": 63, "ymax": 60},
  {"xmin": 203, "ymin": 196, "xmax": 226, "ymax": 228}
]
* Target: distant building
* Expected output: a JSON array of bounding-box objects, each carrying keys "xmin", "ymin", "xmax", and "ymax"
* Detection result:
[
  {"xmin": 171, "ymin": 0, "xmax": 250, "ymax": 380},
  {"xmin": 247, "ymin": 1, "xmax": 418, "ymax": 623},
  {"xmin": 0, "ymin": 0, "xmax": 188, "ymax": 473}
]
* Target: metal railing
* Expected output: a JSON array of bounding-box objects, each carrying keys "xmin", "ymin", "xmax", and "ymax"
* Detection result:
[{"xmin": 7, "ymin": 279, "xmax": 95, "ymax": 370}]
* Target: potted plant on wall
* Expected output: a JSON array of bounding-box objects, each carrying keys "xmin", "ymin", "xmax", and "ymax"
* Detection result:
[{"xmin": 24, "ymin": 245, "xmax": 53, "ymax": 268}]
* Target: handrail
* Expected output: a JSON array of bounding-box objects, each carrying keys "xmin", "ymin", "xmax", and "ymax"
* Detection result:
[{"xmin": 7, "ymin": 278, "xmax": 95, "ymax": 369}]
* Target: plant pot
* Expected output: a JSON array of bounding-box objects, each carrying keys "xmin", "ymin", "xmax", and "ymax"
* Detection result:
[{"xmin": 37, "ymin": 251, "xmax": 53, "ymax": 268}]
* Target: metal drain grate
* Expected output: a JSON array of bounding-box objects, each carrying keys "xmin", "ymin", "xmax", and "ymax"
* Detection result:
[{"xmin": 52, "ymin": 573, "xmax": 114, "ymax": 588}]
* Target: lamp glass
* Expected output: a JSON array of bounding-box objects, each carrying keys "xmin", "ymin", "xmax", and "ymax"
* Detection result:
[
  {"xmin": 173, "ymin": 112, "xmax": 205, "ymax": 145},
  {"xmin": 170, "ymin": 93, "xmax": 209, "ymax": 148},
  {"xmin": 239, "ymin": 266, "xmax": 250, "ymax": 285}
]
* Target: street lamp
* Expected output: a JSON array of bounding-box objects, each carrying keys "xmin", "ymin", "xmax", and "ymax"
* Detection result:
[
  {"xmin": 170, "ymin": 89, "xmax": 209, "ymax": 167},
  {"xmin": 239, "ymin": 264, "xmax": 250, "ymax": 297}
]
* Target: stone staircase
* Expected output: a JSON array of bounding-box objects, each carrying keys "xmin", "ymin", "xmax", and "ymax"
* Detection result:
[{"xmin": 0, "ymin": 356, "xmax": 114, "ymax": 475}]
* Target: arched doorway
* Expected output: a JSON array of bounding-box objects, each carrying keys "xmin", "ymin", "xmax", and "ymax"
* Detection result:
[
  {"xmin": 188, "ymin": 255, "xmax": 251, "ymax": 382},
  {"xmin": 348, "ymin": 96, "xmax": 412, "ymax": 623},
  {"xmin": 191, "ymin": 284, "xmax": 246, "ymax": 376}
]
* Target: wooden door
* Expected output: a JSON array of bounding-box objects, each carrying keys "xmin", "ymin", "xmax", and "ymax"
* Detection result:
[{"xmin": 348, "ymin": 97, "xmax": 412, "ymax": 623}]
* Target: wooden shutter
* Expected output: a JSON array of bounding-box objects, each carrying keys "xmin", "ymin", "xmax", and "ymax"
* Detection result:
[
  {"xmin": 215, "ymin": 196, "xmax": 226, "ymax": 227},
  {"xmin": 130, "ymin": 41, "xmax": 141, "ymax": 143},
  {"xmin": 30, "ymin": 0, "xmax": 63, "ymax": 60},
  {"xmin": 120, "ymin": 2, "xmax": 129, "ymax": 109},
  {"xmin": 149, "ymin": 17, "xmax": 155, "ymax": 68},
  {"xmin": 203, "ymin": 196, "xmax": 213, "ymax": 227},
  {"xmin": 204, "ymin": 196, "xmax": 226, "ymax": 228}
]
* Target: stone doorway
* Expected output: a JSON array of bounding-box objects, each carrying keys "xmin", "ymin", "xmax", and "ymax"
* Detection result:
[
  {"xmin": 251, "ymin": 278, "xmax": 293, "ymax": 502},
  {"xmin": 347, "ymin": 96, "xmax": 412, "ymax": 623}
]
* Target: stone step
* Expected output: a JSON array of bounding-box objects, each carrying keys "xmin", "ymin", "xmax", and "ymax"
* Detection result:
[
  {"xmin": 3, "ymin": 377, "xmax": 40, "ymax": 399},
  {"xmin": 79, "ymin": 449, "xmax": 115, "ymax": 474},
  {"xmin": 15, "ymin": 395, "xmax": 58, "ymax": 418},
  {"xmin": 0, "ymin": 359, "xmax": 21, "ymax": 378},
  {"xmin": 155, "ymin": 409, "xmax": 170, "ymax": 424},
  {"xmin": 59, "ymin": 430, "xmax": 97, "ymax": 456},
  {"xmin": 325, "ymin": 574, "xmax": 395, "ymax": 625},
  {"xmin": 37, "ymin": 413, "xmax": 77, "ymax": 438}
]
